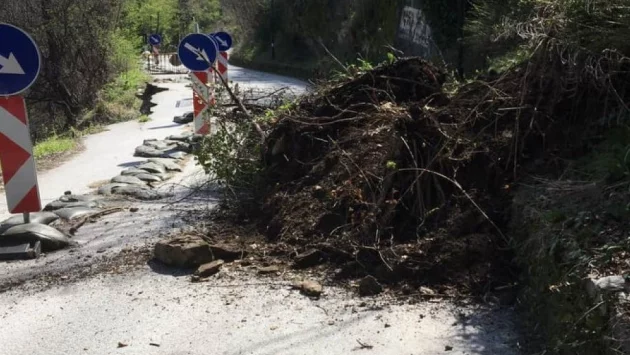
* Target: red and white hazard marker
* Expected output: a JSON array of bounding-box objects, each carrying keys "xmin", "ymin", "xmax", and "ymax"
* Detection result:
[
  {"xmin": 216, "ymin": 51, "xmax": 229, "ymax": 83},
  {"xmin": 190, "ymin": 71, "xmax": 212, "ymax": 135},
  {"xmin": 0, "ymin": 96, "xmax": 41, "ymax": 213}
]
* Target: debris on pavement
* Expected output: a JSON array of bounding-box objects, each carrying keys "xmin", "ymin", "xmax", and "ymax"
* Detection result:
[
  {"xmin": 195, "ymin": 259, "xmax": 225, "ymax": 277},
  {"xmin": 294, "ymin": 279, "xmax": 323, "ymax": 298},
  {"xmin": 154, "ymin": 235, "xmax": 214, "ymax": 267},
  {"xmin": 358, "ymin": 276, "xmax": 384, "ymax": 297}
]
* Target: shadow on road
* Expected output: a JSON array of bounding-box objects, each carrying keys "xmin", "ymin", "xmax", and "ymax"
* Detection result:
[
  {"xmin": 146, "ymin": 259, "xmax": 195, "ymax": 277},
  {"xmin": 149, "ymin": 123, "xmax": 182, "ymax": 130}
]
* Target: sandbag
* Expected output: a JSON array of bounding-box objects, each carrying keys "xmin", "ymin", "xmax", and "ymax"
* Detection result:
[
  {"xmin": 138, "ymin": 162, "xmax": 166, "ymax": 174},
  {"xmin": 1, "ymin": 212, "xmax": 59, "ymax": 226},
  {"xmin": 148, "ymin": 158, "xmax": 183, "ymax": 172},
  {"xmin": 1, "ymin": 223, "xmax": 71, "ymax": 251},
  {"xmin": 111, "ymin": 175, "xmax": 146, "ymax": 185},
  {"xmin": 54, "ymin": 207, "xmax": 98, "ymax": 220},
  {"xmin": 136, "ymin": 173, "xmax": 163, "ymax": 183},
  {"xmin": 121, "ymin": 168, "xmax": 148, "ymax": 176},
  {"xmin": 44, "ymin": 200, "xmax": 98, "ymax": 211},
  {"xmin": 98, "ymin": 183, "xmax": 129, "ymax": 195}
]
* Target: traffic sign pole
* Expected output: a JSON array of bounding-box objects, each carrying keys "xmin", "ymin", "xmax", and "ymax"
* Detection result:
[{"xmin": 0, "ymin": 23, "xmax": 43, "ymax": 220}]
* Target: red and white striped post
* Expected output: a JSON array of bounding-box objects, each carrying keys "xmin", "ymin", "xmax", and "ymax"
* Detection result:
[
  {"xmin": 215, "ymin": 51, "xmax": 229, "ymax": 83},
  {"xmin": 190, "ymin": 69, "xmax": 214, "ymax": 135},
  {"xmin": 0, "ymin": 96, "xmax": 41, "ymax": 216}
]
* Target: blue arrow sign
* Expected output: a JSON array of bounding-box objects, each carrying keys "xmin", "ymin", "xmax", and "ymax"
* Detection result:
[
  {"xmin": 211, "ymin": 32, "xmax": 233, "ymax": 52},
  {"xmin": 177, "ymin": 33, "xmax": 218, "ymax": 71},
  {"xmin": 0, "ymin": 23, "xmax": 41, "ymax": 96},
  {"xmin": 148, "ymin": 34, "xmax": 162, "ymax": 46}
]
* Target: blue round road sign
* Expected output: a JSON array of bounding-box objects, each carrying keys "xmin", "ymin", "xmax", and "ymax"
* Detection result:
[
  {"xmin": 177, "ymin": 33, "xmax": 218, "ymax": 71},
  {"xmin": 0, "ymin": 23, "xmax": 41, "ymax": 96},
  {"xmin": 212, "ymin": 32, "xmax": 233, "ymax": 52},
  {"xmin": 149, "ymin": 34, "xmax": 162, "ymax": 46}
]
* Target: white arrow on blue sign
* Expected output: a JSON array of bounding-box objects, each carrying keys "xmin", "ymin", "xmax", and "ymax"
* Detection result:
[
  {"xmin": 149, "ymin": 34, "xmax": 162, "ymax": 46},
  {"xmin": 177, "ymin": 33, "xmax": 218, "ymax": 72},
  {"xmin": 0, "ymin": 23, "xmax": 41, "ymax": 96},
  {"xmin": 211, "ymin": 32, "xmax": 233, "ymax": 52}
]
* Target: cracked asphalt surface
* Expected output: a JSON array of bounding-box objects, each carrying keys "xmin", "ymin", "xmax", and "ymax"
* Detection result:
[{"xmin": 0, "ymin": 65, "xmax": 521, "ymax": 355}]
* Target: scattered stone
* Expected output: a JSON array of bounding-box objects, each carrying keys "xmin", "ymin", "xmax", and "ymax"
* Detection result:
[
  {"xmin": 111, "ymin": 175, "xmax": 146, "ymax": 185},
  {"xmin": 54, "ymin": 207, "xmax": 98, "ymax": 221},
  {"xmin": 98, "ymin": 183, "xmax": 129, "ymax": 195},
  {"xmin": 138, "ymin": 162, "xmax": 166, "ymax": 174},
  {"xmin": 293, "ymin": 249, "xmax": 325, "ymax": 269},
  {"xmin": 121, "ymin": 168, "xmax": 148, "ymax": 176},
  {"xmin": 419, "ymin": 286, "xmax": 437, "ymax": 296},
  {"xmin": 296, "ymin": 280, "xmax": 323, "ymax": 297},
  {"xmin": 195, "ymin": 259, "xmax": 225, "ymax": 277},
  {"xmin": 358, "ymin": 276, "xmax": 383, "ymax": 297},
  {"xmin": 154, "ymin": 235, "xmax": 214, "ymax": 267},
  {"xmin": 258, "ymin": 265, "xmax": 281, "ymax": 274},
  {"xmin": 1, "ymin": 212, "xmax": 59, "ymax": 226},
  {"xmin": 129, "ymin": 207, "xmax": 139, "ymax": 213},
  {"xmin": 1, "ymin": 223, "xmax": 71, "ymax": 251},
  {"xmin": 445, "ymin": 345, "xmax": 453, "ymax": 351},
  {"xmin": 135, "ymin": 173, "xmax": 163, "ymax": 183},
  {"xmin": 117, "ymin": 342, "xmax": 128, "ymax": 348},
  {"xmin": 64, "ymin": 190, "xmax": 72, "ymax": 195},
  {"xmin": 148, "ymin": 158, "xmax": 183, "ymax": 172},
  {"xmin": 209, "ymin": 243, "xmax": 247, "ymax": 261}
]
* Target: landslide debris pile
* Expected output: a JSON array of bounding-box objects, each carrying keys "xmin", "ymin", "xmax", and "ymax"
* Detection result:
[{"xmin": 258, "ymin": 56, "xmax": 630, "ymax": 293}]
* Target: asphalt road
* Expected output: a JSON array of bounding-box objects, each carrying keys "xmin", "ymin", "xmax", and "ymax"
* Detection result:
[{"xmin": 0, "ymin": 66, "xmax": 521, "ymax": 355}]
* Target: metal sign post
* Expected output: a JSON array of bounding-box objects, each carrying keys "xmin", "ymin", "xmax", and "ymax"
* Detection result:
[
  {"xmin": 177, "ymin": 33, "xmax": 218, "ymax": 135},
  {"xmin": 0, "ymin": 23, "xmax": 43, "ymax": 223}
]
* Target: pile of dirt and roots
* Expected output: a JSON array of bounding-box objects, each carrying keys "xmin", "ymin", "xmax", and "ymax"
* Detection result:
[{"xmin": 239, "ymin": 49, "xmax": 630, "ymax": 297}]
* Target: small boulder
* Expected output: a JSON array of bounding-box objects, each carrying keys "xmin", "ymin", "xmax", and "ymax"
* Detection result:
[
  {"xmin": 154, "ymin": 235, "xmax": 214, "ymax": 267},
  {"xmin": 195, "ymin": 260, "xmax": 224, "ymax": 277},
  {"xmin": 358, "ymin": 276, "xmax": 383, "ymax": 297},
  {"xmin": 296, "ymin": 280, "xmax": 323, "ymax": 298}
]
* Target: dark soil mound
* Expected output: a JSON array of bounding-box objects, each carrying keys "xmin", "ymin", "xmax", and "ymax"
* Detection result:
[{"xmin": 254, "ymin": 55, "xmax": 630, "ymax": 295}]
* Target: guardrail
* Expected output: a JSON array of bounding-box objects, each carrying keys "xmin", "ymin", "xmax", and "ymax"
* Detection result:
[{"xmin": 143, "ymin": 52, "xmax": 188, "ymax": 74}]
